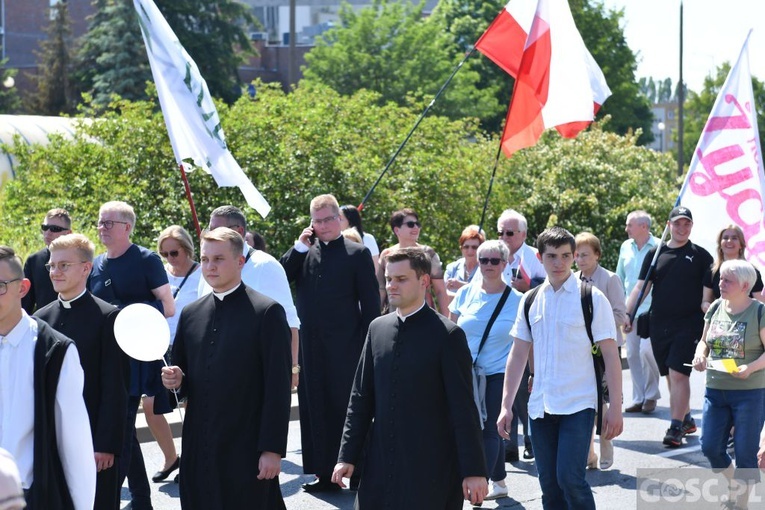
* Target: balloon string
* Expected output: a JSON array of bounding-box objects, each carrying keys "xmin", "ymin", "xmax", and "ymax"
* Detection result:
[{"xmin": 162, "ymin": 356, "xmax": 185, "ymax": 425}]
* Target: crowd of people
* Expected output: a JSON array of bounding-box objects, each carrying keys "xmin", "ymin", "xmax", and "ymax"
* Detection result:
[{"xmin": 1, "ymin": 197, "xmax": 765, "ymax": 509}]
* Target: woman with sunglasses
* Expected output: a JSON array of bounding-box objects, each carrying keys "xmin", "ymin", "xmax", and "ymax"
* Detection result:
[
  {"xmin": 445, "ymin": 225, "xmax": 485, "ymax": 299},
  {"xmin": 146, "ymin": 226, "xmax": 202, "ymax": 484},
  {"xmin": 702, "ymin": 225, "xmax": 765, "ymax": 313},
  {"xmin": 449, "ymin": 240, "xmax": 522, "ymax": 501},
  {"xmin": 574, "ymin": 232, "xmax": 628, "ymax": 470},
  {"xmin": 377, "ymin": 208, "xmax": 449, "ymax": 315}
]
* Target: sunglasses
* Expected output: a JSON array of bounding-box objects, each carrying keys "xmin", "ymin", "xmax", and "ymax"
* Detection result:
[
  {"xmin": 479, "ymin": 257, "xmax": 503, "ymax": 266},
  {"xmin": 41, "ymin": 224, "xmax": 68, "ymax": 233},
  {"xmin": 461, "ymin": 244, "xmax": 479, "ymax": 250},
  {"xmin": 497, "ymin": 230, "xmax": 520, "ymax": 237},
  {"xmin": 403, "ymin": 221, "xmax": 421, "ymax": 228},
  {"xmin": 160, "ymin": 250, "xmax": 180, "ymax": 258}
]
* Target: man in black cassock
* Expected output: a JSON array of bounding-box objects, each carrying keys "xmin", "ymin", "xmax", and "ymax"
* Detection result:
[
  {"xmin": 333, "ymin": 247, "xmax": 488, "ymax": 508},
  {"xmin": 280, "ymin": 194, "xmax": 380, "ymax": 492},
  {"xmin": 162, "ymin": 227, "xmax": 292, "ymax": 510},
  {"xmin": 34, "ymin": 233, "xmax": 128, "ymax": 509}
]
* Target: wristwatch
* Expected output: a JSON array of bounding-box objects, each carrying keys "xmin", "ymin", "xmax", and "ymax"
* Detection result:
[{"xmin": 292, "ymin": 364, "xmax": 301, "ymax": 374}]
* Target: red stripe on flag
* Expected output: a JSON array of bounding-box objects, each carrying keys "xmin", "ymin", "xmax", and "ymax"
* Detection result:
[
  {"xmin": 475, "ymin": 9, "xmax": 528, "ymax": 78},
  {"xmin": 501, "ymin": 14, "xmax": 551, "ymax": 156}
]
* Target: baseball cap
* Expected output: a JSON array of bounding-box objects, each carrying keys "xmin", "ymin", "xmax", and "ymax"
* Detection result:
[{"xmin": 669, "ymin": 206, "xmax": 693, "ymax": 222}]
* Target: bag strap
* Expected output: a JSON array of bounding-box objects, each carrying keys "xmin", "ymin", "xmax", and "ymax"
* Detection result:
[
  {"xmin": 523, "ymin": 285, "xmax": 543, "ymax": 333},
  {"xmin": 172, "ymin": 262, "xmax": 199, "ymax": 299},
  {"xmin": 475, "ymin": 286, "xmax": 512, "ymax": 367},
  {"xmin": 580, "ymin": 281, "xmax": 605, "ymax": 435}
]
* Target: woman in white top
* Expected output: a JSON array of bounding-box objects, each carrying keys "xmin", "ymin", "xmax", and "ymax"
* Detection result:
[
  {"xmin": 148, "ymin": 225, "xmax": 202, "ymax": 483},
  {"xmin": 339, "ymin": 204, "xmax": 379, "ymax": 273}
]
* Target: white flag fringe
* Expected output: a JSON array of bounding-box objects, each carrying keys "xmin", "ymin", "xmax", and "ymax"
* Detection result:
[
  {"xmin": 134, "ymin": 0, "xmax": 270, "ymax": 218},
  {"xmin": 678, "ymin": 30, "xmax": 765, "ymax": 268}
]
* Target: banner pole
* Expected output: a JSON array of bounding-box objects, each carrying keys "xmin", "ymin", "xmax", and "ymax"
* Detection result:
[
  {"xmin": 179, "ymin": 164, "xmax": 202, "ymax": 240},
  {"xmin": 358, "ymin": 48, "xmax": 476, "ymax": 211}
]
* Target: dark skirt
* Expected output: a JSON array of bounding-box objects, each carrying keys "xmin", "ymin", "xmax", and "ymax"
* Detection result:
[{"xmin": 129, "ymin": 359, "xmax": 172, "ymax": 414}]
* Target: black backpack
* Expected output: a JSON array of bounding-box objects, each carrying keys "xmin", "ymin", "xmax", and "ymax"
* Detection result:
[{"xmin": 523, "ymin": 281, "xmax": 607, "ymax": 435}]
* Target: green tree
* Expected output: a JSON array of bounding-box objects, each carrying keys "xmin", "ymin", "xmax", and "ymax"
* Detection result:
[
  {"xmin": 302, "ymin": 0, "xmax": 500, "ymax": 121},
  {"xmin": 26, "ymin": 1, "xmax": 76, "ymax": 115},
  {"xmin": 74, "ymin": 0, "xmax": 151, "ymax": 107},
  {"xmin": 432, "ymin": 0, "xmax": 653, "ymax": 143},
  {"xmin": 75, "ymin": 0, "xmax": 254, "ymax": 108},
  {"xmin": 0, "ymin": 62, "xmax": 21, "ymax": 114},
  {"xmin": 0, "ymin": 83, "xmax": 675, "ymax": 268},
  {"xmin": 682, "ymin": 62, "xmax": 765, "ymax": 166}
]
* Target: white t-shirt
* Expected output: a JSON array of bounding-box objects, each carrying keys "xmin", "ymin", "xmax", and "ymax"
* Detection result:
[
  {"xmin": 166, "ymin": 265, "xmax": 202, "ymax": 341},
  {"xmin": 363, "ymin": 232, "xmax": 380, "ymax": 257}
]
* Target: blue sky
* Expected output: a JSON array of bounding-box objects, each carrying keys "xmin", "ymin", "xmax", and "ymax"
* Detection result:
[{"xmin": 599, "ymin": 0, "xmax": 765, "ymax": 92}]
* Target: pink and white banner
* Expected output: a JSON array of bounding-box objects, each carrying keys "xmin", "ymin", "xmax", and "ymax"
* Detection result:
[{"xmin": 679, "ymin": 30, "xmax": 765, "ymax": 268}]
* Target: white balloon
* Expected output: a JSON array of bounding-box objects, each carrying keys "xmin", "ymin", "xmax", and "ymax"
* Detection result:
[{"xmin": 114, "ymin": 303, "xmax": 170, "ymax": 362}]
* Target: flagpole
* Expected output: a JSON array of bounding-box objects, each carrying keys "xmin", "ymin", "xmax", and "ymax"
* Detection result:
[
  {"xmin": 677, "ymin": 0, "xmax": 684, "ymax": 177},
  {"xmin": 179, "ymin": 164, "xmax": 203, "ymax": 240},
  {"xmin": 358, "ymin": 48, "xmax": 476, "ymax": 211},
  {"xmin": 478, "ymin": 137, "xmax": 505, "ymax": 234}
]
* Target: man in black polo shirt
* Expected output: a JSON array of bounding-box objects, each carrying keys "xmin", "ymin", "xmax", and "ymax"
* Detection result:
[
  {"xmin": 22, "ymin": 208, "xmax": 72, "ymax": 313},
  {"xmin": 626, "ymin": 206, "xmax": 713, "ymax": 447}
]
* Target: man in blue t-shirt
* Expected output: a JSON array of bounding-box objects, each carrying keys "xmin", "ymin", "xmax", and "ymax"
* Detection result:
[{"xmin": 88, "ymin": 201, "xmax": 175, "ymax": 510}]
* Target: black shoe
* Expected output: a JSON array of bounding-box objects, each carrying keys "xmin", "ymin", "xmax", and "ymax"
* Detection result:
[
  {"xmin": 523, "ymin": 445, "xmax": 534, "ymax": 460},
  {"xmin": 152, "ymin": 456, "xmax": 180, "ymax": 482},
  {"xmin": 682, "ymin": 417, "xmax": 697, "ymax": 435},
  {"xmin": 302, "ymin": 477, "xmax": 340, "ymax": 493},
  {"xmin": 663, "ymin": 426, "xmax": 683, "ymax": 448}
]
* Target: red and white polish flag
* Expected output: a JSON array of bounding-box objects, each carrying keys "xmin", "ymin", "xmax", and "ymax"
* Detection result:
[
  {"xmin": 678, "ymin": 30, "xmax": 765, "ymax": 268},
  {"xmin": 475, "ymin": 0, "xmax": 611, "ymax": 157}
]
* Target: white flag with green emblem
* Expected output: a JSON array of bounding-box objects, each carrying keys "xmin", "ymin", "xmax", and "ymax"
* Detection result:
[{"xmin": 134, "ymin": 0, "xmax": 270, "ymax": 217}]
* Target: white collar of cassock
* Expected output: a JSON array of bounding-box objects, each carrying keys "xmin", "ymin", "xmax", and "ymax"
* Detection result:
[
  {"xmin": 396, "ymin": 301, "xmax": 426, "ymax": 322},
  {"xmin": 59, "ymin": 288, "xmax": 88, "ymax": 309},
  {"xmin": 213, "ymin": 282, "xmax": 242, "ymax": 301}
]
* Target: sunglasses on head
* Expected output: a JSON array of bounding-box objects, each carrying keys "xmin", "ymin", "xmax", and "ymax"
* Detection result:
[
  {"xmin": 479, "ymin": 257, "xmax": 503, "ymax": 266},
  {"xmin": 160, "ymin": 250, "xmax": 180, "ymax": 258},
  {"xmin": 41, "ymin": 224, "xmax": 67, "ymax": 233},
  {"xmin": 403, "ymin": 221, "xmax": 421, "ymax": 228}
]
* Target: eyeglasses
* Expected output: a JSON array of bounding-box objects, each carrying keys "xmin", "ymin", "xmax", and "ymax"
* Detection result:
[
  {"xmin": 311, "ymin": 215, "xmax": 338, "ymax": 226},
  {"xmin": 45, "ymin": 262, "xmax": 86, "ymax": 273},
  {"xmin": 461, "ymin": 244, "xmax": 479, "ymax": 251},
  {"xmin": 160, "ymin": 250, "xmax": 180, "ymax": 258},
  {"xmin": 0, "ymin": 278, "xmax": 21, "ymax": 296},
  {"xmin": 403, "ymin": 221, "xmax": 421, "ymax": 228},
  {"xmin": 498, "ymin": 230, "xmax": 521, "ymax": 237},
  {"xmin": 479, "ymin": 257, "xmax": 503, "ymax": 266},
  {"xmin": 41, "ymin": 224, "xmax": 68, "ymax": 233},
  {"xmin": 97, "ymin": 220, "xmax": 129, "ymax": 230}
]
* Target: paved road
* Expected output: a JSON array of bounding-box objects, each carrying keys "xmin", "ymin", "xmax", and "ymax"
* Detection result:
[{"xmin": 122, "ymin": 367, "xmax": 712, "ymax": 509}]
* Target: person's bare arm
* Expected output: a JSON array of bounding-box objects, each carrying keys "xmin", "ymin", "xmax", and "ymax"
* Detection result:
[{"xmin": 152, "ymin": 283, "xmax": 176, "ymax": 318}]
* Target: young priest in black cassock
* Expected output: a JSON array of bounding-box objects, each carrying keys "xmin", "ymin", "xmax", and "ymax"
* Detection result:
[
  {"xmin": 162, "ymin": 228, "xmax": 292, "ymax": 510},
  {"xmin": 34, "ymin": 234, "xmax": 128, "ymax": 510},
  {"xmin": 333, "ymin": 247, "xmax": 488, "ymax": 509}
]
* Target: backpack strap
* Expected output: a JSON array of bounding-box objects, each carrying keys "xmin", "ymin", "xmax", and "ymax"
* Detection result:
[
  {"xmin": 523, "ymin": 285, "xmax": 543, "ymax": 334},
  {"xmin": 580, "ymin": 281, "xmax": 605, "ymax": 435}
]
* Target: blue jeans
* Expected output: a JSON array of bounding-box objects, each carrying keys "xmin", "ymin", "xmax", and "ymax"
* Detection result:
[
  {"xmin": 701, "ymin": 387, "xmax": 765, "ymax": 483},
  {"xmin": 530, "ymin": 408, "xmax": 596, "ymax": 510},
  {"xmin": 484, "ymin": 373, "xmax": 507, "ymax": 481}
]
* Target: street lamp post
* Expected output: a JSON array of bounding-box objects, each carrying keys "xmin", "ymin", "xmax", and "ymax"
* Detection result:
[{"xmin": 658, "ymin": 121, "xmax": 665, "ymax": 152}]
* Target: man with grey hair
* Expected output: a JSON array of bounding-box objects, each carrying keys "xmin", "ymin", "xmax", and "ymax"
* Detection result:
[
  {"xmin": 201, "ymin": 205, "xmax": 301, "ymax": 388},
  {"xmin": 496, "ymin": 209, "xmax": 545, "ymax": 293},
  {"xmin": 88, "ymin": 200, "xmax": 174, "ymax": 510},
  {"xmin": 616, "ymin": 210, "xmax": 661, "ymax": 414}
]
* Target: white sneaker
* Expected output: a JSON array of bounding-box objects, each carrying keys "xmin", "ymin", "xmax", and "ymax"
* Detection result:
[{"xmin": 484, "ymin": 481, "xmax": 509, "ymax": 500}]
